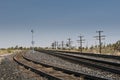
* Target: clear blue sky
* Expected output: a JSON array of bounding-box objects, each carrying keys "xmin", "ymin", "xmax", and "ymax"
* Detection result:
[{"xmin": 0, "ymin": 0, "xmax": 120, "ymax": 48}]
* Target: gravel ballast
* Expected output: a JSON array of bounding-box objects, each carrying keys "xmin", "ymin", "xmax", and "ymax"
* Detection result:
[
  {"xmin": 59, "ymin": 52, "xmax": 120, "ymax": 64},
  {"xmin": 25, "ymin": 51, "xmax": 120, "ymax": 80}
]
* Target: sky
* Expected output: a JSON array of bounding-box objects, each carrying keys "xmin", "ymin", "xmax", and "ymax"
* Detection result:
[{"xmin": 0, "ymin": 0, "xmax": 120, "ymax": 48}]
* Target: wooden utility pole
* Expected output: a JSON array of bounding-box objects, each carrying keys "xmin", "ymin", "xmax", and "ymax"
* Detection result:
[
  {"xmin": 56, "ymin": 41, "xmax": 58, "ymax": 49},
  {"xmin": 95, "ymin": 31, "xmax": 105, "ymax": 53},
  {"xmin": 54, "ymin": 41, "xmax": 57, "ymax": 49},
  {"xmin": 77, "ymin": 35, "xmax": 85, "ymax": 53},
  {"xmin": 68, "ymin": 38, "xmax": 72, "ymax": 50},
  {"xmin": 51, "ymin": 42, "xmax": 54, "ymax": 49},
  {"xmin": 61, "ymin": 41, "xmax": 64, "ymax": 49}
]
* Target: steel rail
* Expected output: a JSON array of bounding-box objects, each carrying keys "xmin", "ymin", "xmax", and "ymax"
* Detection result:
[{"xmin": 13, "ymin": 54, "xmax": 62, "ymax": 80}]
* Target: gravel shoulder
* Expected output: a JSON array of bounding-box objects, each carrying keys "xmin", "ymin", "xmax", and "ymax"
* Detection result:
[{"xmin": 0, "ymin": 52, "xmax": 47, "ymax": 80}]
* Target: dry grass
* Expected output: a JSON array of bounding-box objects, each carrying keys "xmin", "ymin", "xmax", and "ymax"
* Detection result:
[
  {"xmin": 0, "ymin": 50, "xmax": 17, "ymax": 55},
  {"xmin": 113, "ymin": 52, "xmax": 120, "ymax": 56},
  {"xmin": 0, "ymin": 50, "xmax": 9, "ymax": 55}
]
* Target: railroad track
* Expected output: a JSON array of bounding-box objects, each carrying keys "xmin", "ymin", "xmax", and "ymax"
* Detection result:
[
  {"xmin": 39, "ymin": 50, "xmax": 120, "ymax": 75},
  {"xmin": 13, "ymin": 51, "xmax": 108, "ymax": 80},
  {"xmin": 58, "ymin": 50, "xmax": 120, "ymax": 61},
  {"xmin": 14, "ymin": 53, "xmax": 80, "ymax": 80}
]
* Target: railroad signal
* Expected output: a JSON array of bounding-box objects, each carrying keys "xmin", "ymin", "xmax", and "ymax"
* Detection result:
[
  {"xmin": 31, "ymin": 29, "xmax": 35, "ymax": 53},
  {"xmin": 94, "ymin": 31, "xmax": 105, "ymax": 54},
  {"xmin": 77, "ymin": 35, "xmax": 85, "ymax": 53}
]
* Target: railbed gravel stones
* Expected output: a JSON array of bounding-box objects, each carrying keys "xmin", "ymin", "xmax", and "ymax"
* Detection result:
[
  {"xmin": 0, "ymin": 53, "xmax": 47, "ymax": 80},
  {"xmin": 25, "ymin": 51, "xmax": 120, "ymax": 80}
]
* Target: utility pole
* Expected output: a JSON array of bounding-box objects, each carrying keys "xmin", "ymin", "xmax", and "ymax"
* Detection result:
[
  {"xmin": 77, "ymin": 35, "xmax": 85, "ymax": 53},
  {"xmin": 31, "ymin": 29, "xmax": 34, "ymax": 53},
  {"xmin": 94, "ymin": 31, "xmax": 105, "ymax": 54},
  {"xmin": 68, "ymin": 38, "xmax": 72, "ymax": 50},
  {"xmin": 56, "ymin": 41, "xmax": 58, "ymax": 49},
  {"xmin": 51, "ymin": 42, "xmax": 55, "ymax": 49},
  {"xmin": 61, "ymin": 41, "xmax": 64, "ymax": 50},
  {"xmin": 54, "ymin": 41, "xmax": 57, "ymax": 49}
]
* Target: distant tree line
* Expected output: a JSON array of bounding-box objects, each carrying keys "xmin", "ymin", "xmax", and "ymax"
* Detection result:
[
  {"xmin": 0, "ymin": 40, "xmax": 120, "ymax": 54},
  {"xmin": 50, "ymin": 40, "xmax": 120, "ymax": 54},
  {"xmin": 0, "ymin": 45, "xmax": 42, "ymax": 51}
]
